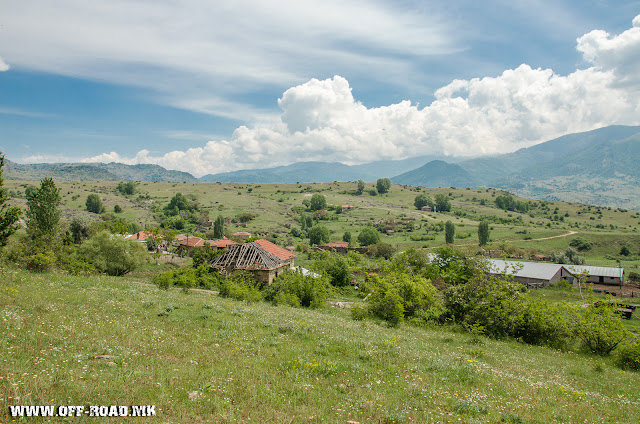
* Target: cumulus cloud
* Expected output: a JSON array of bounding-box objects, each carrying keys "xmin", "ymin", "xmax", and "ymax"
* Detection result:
[
  {"xmin": 0, "ymin": 56, "xmax": 9, "ymax": 71},
  {"xmin": 78, "ymin": 15, "xmax": 640, "ymax": 177}
]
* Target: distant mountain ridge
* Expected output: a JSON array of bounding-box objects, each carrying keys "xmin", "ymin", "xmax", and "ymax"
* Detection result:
[{"xmin": 4, "ymin": 125, "xmax": 640, "ymax": 208}]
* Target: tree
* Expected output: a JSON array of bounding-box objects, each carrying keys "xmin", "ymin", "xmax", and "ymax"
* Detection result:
[
  {"xmin": 116, "ymin": 182, "xmax": 136, "ymax": 195},
  {"xmin": 620, "ymin": 246, "xmax": 631, "ymax": 256},
  {"xmin": 435, "ymin": 194, "xmax": 451, "ymax": 212},
  {"xmin": 414, "ymin": 194, "xmax": 434, "ymax": 210},
  {"xmin": 0, "ymin": 154, "xmax": 22, "ymax": 248},
  {"xmin": 78, "ymin": 230, "xmax": 148, "ymax": 276},
  {"xmin": 356, "ymin": 179, "xmax": 365, "ymax": 195},
  {"xmin": 85, "ymin": 194, "xmax": 105, "ymax": 214},
  {"xmin": 308, "ymin": 225, "xmax": 330, "ymax": 245},
  {"xmin": 26, "ymin": 178, "xmax": 61, "ymax": 243},
  {"xmin": 376, "ymin": 178, "xmax": 391, "ymax": 194},
  {"xmin": 214, "ymin": 215, "xmax": 225, "ymax": 239},
  {"xmin": 113, "ymin": 205, "xmax": 122, "ymax": 213},
  {"xmin": 478, "ymin": 221, "xmax": 490, "ymax": 246},
  {"xmin": 358, "ymin": 227, "xmax": 380, "ymax": 246},
  {"xmin": 343, "ymin": 231, "xmax": 351, "ymax": 243},
  {"xmin": 69, "ymin": 214, "xmax": 93, "ymax": 244},
  {"xmin": 445, "ymin": 221, "xmax": 455, "ymax": 244},
  {"xmin": 310, "ymin": 194, "xmax": 327, "ymax": 211}
]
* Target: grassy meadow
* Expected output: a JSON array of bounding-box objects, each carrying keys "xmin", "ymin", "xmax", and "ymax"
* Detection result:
[{"xmin": 2, "ymin": 268, "xmax": 640, "ymax": 423}]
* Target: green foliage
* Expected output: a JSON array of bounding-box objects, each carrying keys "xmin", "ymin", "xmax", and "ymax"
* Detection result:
[
  {"xmin": 0, "ymin": 153, "xmax": 22, "ymax": 248},
  {"xmin": 153, "ymin": 265, "xmax": 223, "ymax": 290},
  {"xmin": 495, "ymin": 195, "xmax": 529, "ymax": 213},
  {"xmin": 308, "ymin": 225, "xmax": 330, "ymax": 245},
  {"xmin": 356, "ymin": 179, "xmax": 365, "ymax": 195},
  {"xmin": 26, "ymin": 178, "xmax": 61, "ymax": 243},
  {"xmin": 569, "ymin": 237, "xmax": 592, "ymax": 251},
  {"xmin": 309, "ymin": 194, "xmax": 327, "ymax": 211},
  {"xmin": 477, "ymin": 221, "xmax": 490, "ymax": 246},
  {"xmin": 414, "ymin": 194, "xmax": 434, "ymax": 210},
  {"xmin": 615, "ymin": 337, "xmax": 640, "ymax": 370},
  {"xmin": 263, "ymin": 269, "xmax": 331, "ymax": 308},
  {"xmin": 435, "ymin": 194, "xmax": 451, "ymax": 212},
  {"xmin": 364, "ymin": 272, "xmax": 443, "ymax": 326},
  {"xmin": 85, "ymin": 194, "xmax": 105, "ymax": 214},
  {"xmin": 219, "ymin": 271, "xmax": 263, "ymax": 302},
  {"xmin": 570, "ymin": 300, "xmax": 630, "ymax": 356},
  {"xmin": 214, "ymin": 215, "xmax": 225, "ymax": 239},
  {"xmin": 376, "ymin": 178, "xmax": 391, "ymax": 194},
  {"xmin": 620, "ymin": 246, "xmax": 630, "ymax": 256},
  {"xmin": 78, "ymin": 231, "xmax": 149, "ymax": 276},
  {"xmin": 25, "ymin": 250, "xmax": 57, "ymax": 273},
  {"xmin": 312, "ymin": 251, "xmax": 350, "ymax": 286},
  {"xmin": 342, "ymin": 231, "xmax": 351, "ymax": 243},
  {"xmin": 236, "ymin": 212, "xmax": 256, "ymax": 223},
  {"xmin": 191, "ymin": 243, "xmax": 222, "ymax": 267},
  {"xmin": 357, "ymin": 227, "xmax": 380, "ymax": 246},
  {"xmin": 113, "ymin": 204, "xmax": 122, "ymax": 213},
  {"xmin": 368, "ymin": 242, "xmax": 396, "ymax": 259},
  {"xmin": 368, "ymin": 188, "xmax": 378, "ymax": 196},
  {"xmin": 445, "ymin": 220, "xmax": 455, "ymax": 244},
  {"xmin": 146, "ymin": 236, "xmax": 158, "ymax": 252},
  {"xmin": 165, "ymin": 192, "xmax": 197, "ymax": 214},
  {"xmin": 550, "ymin": 247, "xmax": 585, "ymax": 265},
  {"xmin": 69, "ymin": 214, "xmax": 93, "ymax": 244},
  {"xmin": 116, "ymin": 182, "xmax": 136, "ymax": 195}
]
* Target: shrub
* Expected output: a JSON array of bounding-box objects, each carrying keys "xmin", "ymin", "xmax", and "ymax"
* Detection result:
[
  {"xmin": 264, "ymin": 269, "xmax": 331, "ymax": 308},
  {"xmin": 308, "ymin": 225, "xmax": 330, "ymax": 245},
  {"xmin": 312, "ymin": 251, "xmax": 350, "ymax": 286},
  {"xmin": 569, "ymin": 237, "xmax": 592, "ymax": 251},
  {"xmin": 25, "ymin": 251, "xmax": 56, "ymax": 273},
  {"xmin": 152, "ymin": 265, "xmax": 223, "ymax": 290},
  {"xmin": 368, "ymin": 242, "xmax": 396, "ymax": 259},
  {"xmin": 309, "ymin": 194, "xmax": 327, "ymax": 211},
  {"xmin": 85, "ymin": 194, "xmax": 105, "ymax": 214},
  {"xmin": 570, "ymin": 300, "xmax": 630, "ymax": 355},
  {"xmin": 358, "ymin": 227, "xmax": 380, "ymax": 246},
  {"xmin": 78, "ymin": 230, "xmax": 149, "ymax": 276},
  {"xmin": 219, "ymin": 271, "xmax": 263, "ymax": 302},
  {"xmin": 615, "ymin": 337, "xmax": 640, "ymax": 370}
]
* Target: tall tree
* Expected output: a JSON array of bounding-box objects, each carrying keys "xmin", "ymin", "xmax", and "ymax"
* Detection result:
[
  {"xmin": 356, "ymin": 179, "xmax": 365, "ymax": 195},
  {"xmin": 445, "ymin": 221, "xmax": 455, "ymax": 244},
  {"xmin": 26, "ymin": 177, "xmax": 61, "ymax": 243},
  {"xmin": 214, "ymin": 215, "xmax": 225, "ymax": 239},
  {"xmin": 0, "ymin": 154, "xmax": 22, "ymax": 248},
  {"xmin": 414, "ymin": 194, "xmax": 434, "ymax": 210},
  {"xmin": 376, "ymin": 178, "xmax": 391, "ymax": 194},
  {"xmin": 85, "ymin": 194, "xmax": 105, "ymax": 214},
  {"xmin": 478, "ymin": 221, "xmax": 490, "ymax": 246},
  {"xmin": 308, "ymin": 225, "xmax": 330, "ymax": 245},
  {"xmin": 435, "ymin": 194, "xmax": 451, "ymax": 212},
  {"xmin": 358, "ymin": 227, "xmax": 381, "ymax": 246},
  {"xmin": 310, "ymin": 194, "xmax": 327, "ymax": 211}
]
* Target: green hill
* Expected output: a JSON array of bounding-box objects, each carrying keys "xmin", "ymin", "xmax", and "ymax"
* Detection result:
[{"xmin": 391, "ymin": 160, "xmax": 475, "ymax": 187}]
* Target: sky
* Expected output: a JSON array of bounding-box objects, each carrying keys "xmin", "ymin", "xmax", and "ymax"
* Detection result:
[{"xmin": 1, "ymin": 0, "xmax": 639, "ymax": 177}]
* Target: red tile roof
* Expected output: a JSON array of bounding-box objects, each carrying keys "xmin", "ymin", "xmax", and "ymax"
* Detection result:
[
  {"xmin": 127, "ymin": 231, "xmax": 153, "ymax": 241},
  {"xmin": 254, "ymin": 239, "xmax": 296, "ymax": 261},
  {"xmin": 179, "ymin": 236, "xmax": 205, "ymax": 248},
  {"xmin": 207, "ymin": 239, "xmax": 238, "ymax": 248}
]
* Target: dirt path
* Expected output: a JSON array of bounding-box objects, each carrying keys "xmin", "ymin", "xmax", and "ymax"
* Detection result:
[{"xmin": 525, "ymin": 230, "xmax": 578, "ymax": 242}]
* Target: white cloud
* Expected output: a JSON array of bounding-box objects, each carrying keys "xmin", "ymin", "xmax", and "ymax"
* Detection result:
[
  {"xmin": 0, "ymin": 56, "xmax": 9, "ymax": 71},
  {"xmin": 1, "ymin": 0, "xmax": 458, "ymax": 121}
]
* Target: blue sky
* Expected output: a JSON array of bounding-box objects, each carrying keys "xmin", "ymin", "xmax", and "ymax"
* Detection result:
[{"xmin": 1, "ymin": 0, "xmax": 639, "ymax": 176}]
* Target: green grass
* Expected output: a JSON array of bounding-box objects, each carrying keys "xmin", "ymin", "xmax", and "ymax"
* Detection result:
[{"xmin": 2, "ymin": 267, "xmax": 640, "ymax": 423}]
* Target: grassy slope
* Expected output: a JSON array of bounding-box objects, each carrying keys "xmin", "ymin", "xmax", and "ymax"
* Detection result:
[{"xmin": 1, "ymin": 269, "xmax": 639, "ymax": 423}]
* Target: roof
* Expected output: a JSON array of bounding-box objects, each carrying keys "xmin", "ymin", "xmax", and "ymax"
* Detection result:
[
  {"xmin": 254, "ymin": 239, "xmax": 296, "ymax": 260},
  {"xmin": 565, "ymin": 265, "xmax": 624, "ymax": 278},
  {"xmin": 487, "ymin": 259, "xmax": 571, "ymax": 281},
  {"xmin": 233, "ymin": 231, "xmax": 252, "ymax": 236},
  {"xmin": 127, "ymin": 231, "xmax": 153, "ymax": 241},
  {"xmin": 211, "ymin": 241, "xmax": 287, "ymax": 271},
  {"xmin": 179, "ymin": 236, "xmax": 205, "ymax": 248},
  {"xmin": 207, "ymin": 238, "xmax": 237, "ymax": 248}
]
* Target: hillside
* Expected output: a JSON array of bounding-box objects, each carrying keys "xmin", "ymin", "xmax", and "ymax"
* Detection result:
[
  {"xmin": 391, "ymin": 160, "xmax": 475, "ymax": 187},
  {"xmin": 4, "ymin": 160, "xmax": 199, "ymax": 183},
  {"xmin": 1, "ymin": 270, "xmax": 639, "ymax": 423}
]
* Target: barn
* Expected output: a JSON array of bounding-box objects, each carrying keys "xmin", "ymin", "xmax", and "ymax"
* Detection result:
[
  {"xmin": 565, "ymin": 265, "xmax": 624, "ymax": 286},
  {"xmin": 487, "ymin": 259, "xmax": 577, "ymax": 288}
]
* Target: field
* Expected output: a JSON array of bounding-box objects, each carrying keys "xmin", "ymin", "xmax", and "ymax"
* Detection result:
[{"xmin": 1, "ymin": 268, "xmax": 640, "ymax": 423}]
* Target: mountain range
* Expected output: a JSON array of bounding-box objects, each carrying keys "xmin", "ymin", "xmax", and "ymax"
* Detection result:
[{"xmin": 4, "ymin": 125, "xmax": 640, "ymax": 208}]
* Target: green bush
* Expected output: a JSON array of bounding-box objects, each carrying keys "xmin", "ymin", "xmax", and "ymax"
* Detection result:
[
  {"xmin": 358, "ymin": 227, "xmax": 380, "ymax": 246},
  {"xmin": 312, "ymin": 251, "xmax": 350, "ymax": 286},
  {"xmin": 25, "ymin": 251, "xmax": 56, "ymax": 273},
  {"xmin": 368, "ymin": 242, "xmax": 396, "ymax": 259},
  {"xmin": 615, "ymin": 337, "xmax": 640, "ymax": 370},
  {"xmin": 570, "ymin": 300, "xmax": 630, "ymax": 356},
  {"xmin": 219, "ymin": 271, "xmax": 263, "ymax": 302},
  {"xmin": 78, "ymin": 231, "xmax": 149, "ymax": 276},
  {"xmin": 264, "ymin": 269, "xmax": 331, "ymax": 308},
  {"xmin": 152, "ymin": 265, "xmax": 223, "ymax": 290}
]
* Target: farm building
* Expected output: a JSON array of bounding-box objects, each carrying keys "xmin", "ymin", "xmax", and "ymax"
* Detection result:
[
  {"xmin": 233, "ymin": 231, "xmax": 252, "ymax": 240},
  {"xmin": 421, "ymin": 206, "xmax": 432, "ymax": 212},
  {"xmin": 206, "ymin": 237, "xmax": 237, "ymax": 251},
  {"xmin": 210, "ymin": 239, "xmax": 296, "ymax": 285},
  {"xmin": 127, "ymin": 231, "xmax": 154, "ymax": 242},
  {"xmin": 487, "ymin": 259, "xmax": 577, "ymax": 288},
  {"xmin": 177, "ymin": 236, "xmax": 205, "ymax": 253},
  {"xmin": 566, "ymin": 265, "xmax": 624, "ymax": 286},
  {"xmin": 318, "ymin": 241, "xmax": 350, "ymax": 252}
]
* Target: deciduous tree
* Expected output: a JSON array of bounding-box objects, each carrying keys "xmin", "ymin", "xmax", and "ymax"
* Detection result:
[
  {"xmin": 445, "ymin": 221, "xmax": 455, "ymax": 244},
  {"xmin": 0, "ymin": 154, "xmax": 21, "ymax": 248}
]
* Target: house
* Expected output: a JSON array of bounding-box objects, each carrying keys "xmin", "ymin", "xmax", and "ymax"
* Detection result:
[
  {"xmin": 565, "ymin": 265, "xmax": 624, "ymax": 286},
  {"xmin": 177, "ymin": 236, "xmax": 205, "ymax": 253},
  {"xmin": 487, "ymin": 259, "xmax": 577, "ymax": 288},
  {"xmin": 421, "ymin": 206, "xmax": 432, "ymax": 212},
  {"xmin": 318, "ymin": 241, "xmax": 350, "ymax": 253},
  {"xmin": 127, "ymin": 231, "xmax": 153, "ymax": 242},
  {"xmin": 233, "ymin": 231, "xmax": 252, "ymax": 240},
  {"xmin": 206, "ymin": 237, "xmax": 237, "ymax": 251},
  {"xmin": 342, "ymin": 204, "xmax": 354, "ymax": 210},
  {"xmin": 210, "ymin": 239, "xmax": 296, "ymax": 284}
]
